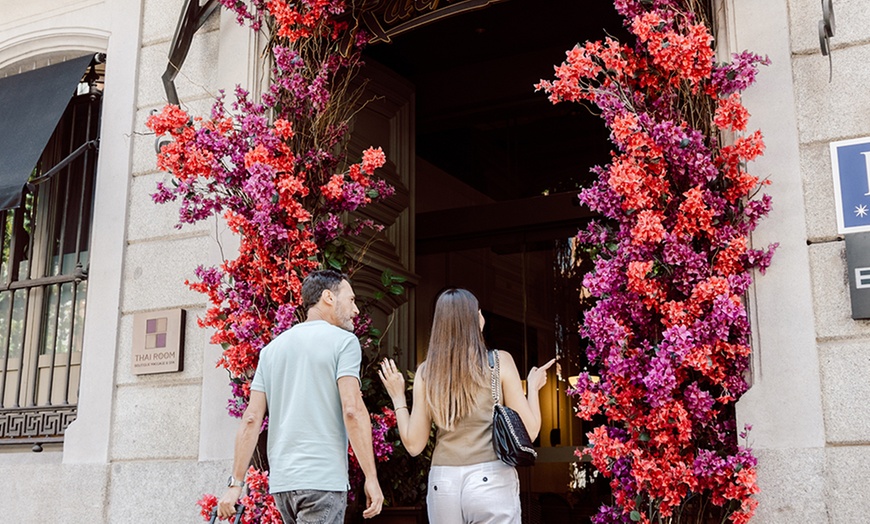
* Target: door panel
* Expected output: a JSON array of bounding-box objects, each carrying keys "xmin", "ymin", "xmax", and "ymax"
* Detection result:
[{"xmin": 350, "ymin": 59, "xmax": 417, "ymax": 370}]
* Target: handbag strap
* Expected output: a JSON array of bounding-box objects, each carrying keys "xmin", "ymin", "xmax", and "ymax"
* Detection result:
[{"xmin": 488, "ymin": 349, "xmax": 501, "ymax": 405}]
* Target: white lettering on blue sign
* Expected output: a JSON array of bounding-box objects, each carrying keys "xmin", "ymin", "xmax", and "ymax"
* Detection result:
[{"xmin": 862, "ymin": 151, "xmax": 870, "ymax": 196}]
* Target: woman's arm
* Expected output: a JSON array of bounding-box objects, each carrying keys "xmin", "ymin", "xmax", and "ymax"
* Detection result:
[
  {"xmin": 379, "ymin": 359, "xmax": 433, "ymax": 456},
  {"xmin": 499, "ymin": 351, "xmax": 554, "ymax": 441}
]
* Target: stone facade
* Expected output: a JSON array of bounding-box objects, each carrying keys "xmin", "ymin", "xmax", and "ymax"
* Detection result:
[
  {"xmin": 728, "ymin": 0, "xmax": 870, "ymax": 522},
  {"xmin": 0, "ymin": 1, "xmax": 240, "ymax": 521},
  {"xmin": 0, "ymin": 0, "xmax": 868, "ymax": 522}
]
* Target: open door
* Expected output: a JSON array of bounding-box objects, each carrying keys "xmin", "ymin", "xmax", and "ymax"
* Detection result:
[{"xmin": 349, "ymin": 59, "xmax": 417, "ymax": 372}]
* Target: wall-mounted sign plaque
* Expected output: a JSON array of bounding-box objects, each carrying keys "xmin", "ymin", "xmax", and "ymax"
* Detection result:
[
  {"xmin": 830, "ymin": 136, "xmax": 870, "ymax": 234},
  {"xmin": 845, "ymin": 233, "xmax": 870, "ymax": 319},
  {"xmin": 132, "ymin": 309, "xmax": 185, "ymax": 375}
]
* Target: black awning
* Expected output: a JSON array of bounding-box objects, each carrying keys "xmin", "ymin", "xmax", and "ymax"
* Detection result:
[{"xmin": 0, "ymin": 54, "xmax": 94, "ymax": 211}]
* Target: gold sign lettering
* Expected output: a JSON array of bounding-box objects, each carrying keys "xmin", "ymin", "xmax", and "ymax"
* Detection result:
[{"xmin": 361, "ymin": 0, "xmax": 506, "ymax": 43}]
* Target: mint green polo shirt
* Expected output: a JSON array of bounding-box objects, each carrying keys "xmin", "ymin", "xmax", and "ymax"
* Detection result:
[{"xmin": 250, "ymin": 320, "xmax": 361, "ymax": 492}]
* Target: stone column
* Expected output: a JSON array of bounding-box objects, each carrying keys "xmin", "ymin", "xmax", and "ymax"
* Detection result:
[{"xmin": 721, "ymin": 0, "xmax": 828, "ymax": 521}]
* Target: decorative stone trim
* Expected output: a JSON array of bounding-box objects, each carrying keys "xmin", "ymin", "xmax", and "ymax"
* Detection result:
[{"xmin": 0, "ymin": 405, "xmax": 77, "ymax": 444}]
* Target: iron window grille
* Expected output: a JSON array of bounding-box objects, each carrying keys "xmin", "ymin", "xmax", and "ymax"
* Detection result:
[{"xmin": 0, "ymin": 78, "xmax": 101, "ymax": 447}]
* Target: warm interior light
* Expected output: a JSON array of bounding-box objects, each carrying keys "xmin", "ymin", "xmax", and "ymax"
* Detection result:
[{"xmin": 568, "ymin": 375, "xmax": 600, "ymax": 387}]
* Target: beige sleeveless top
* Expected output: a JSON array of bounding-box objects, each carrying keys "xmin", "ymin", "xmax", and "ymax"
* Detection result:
[{"xmin": 430, "ymin": 369, "xmax": 500, "ymax": 466}]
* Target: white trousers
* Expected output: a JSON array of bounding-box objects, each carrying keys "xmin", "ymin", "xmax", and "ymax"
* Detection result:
[{"xmin": 426, "ymin": 460, "xmax": 520, "ymax": 524}]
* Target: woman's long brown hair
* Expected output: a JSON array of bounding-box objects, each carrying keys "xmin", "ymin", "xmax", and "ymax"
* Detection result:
[{"xmin": 422, "ymin": 288, "xmax": 488, "ymax": 430}]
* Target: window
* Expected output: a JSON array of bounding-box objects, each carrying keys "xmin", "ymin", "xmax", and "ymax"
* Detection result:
[{"xmin": 0, "ymin": 70, "xmax": 101, "ymax": 446}]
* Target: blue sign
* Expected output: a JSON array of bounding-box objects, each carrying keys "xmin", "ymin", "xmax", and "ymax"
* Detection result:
[{"xmin": 831, "ymin": 137, "xmax": 870, "ymax": 234}]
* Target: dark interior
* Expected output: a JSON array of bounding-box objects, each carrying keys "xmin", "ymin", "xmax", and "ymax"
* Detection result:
[
  {"xmin": 362, "ymin": 2, "xmax": 626, "ymax": 520},
  {"xmin": 366, "ymin": 0, "xmax": 626, "ymax": 203}
]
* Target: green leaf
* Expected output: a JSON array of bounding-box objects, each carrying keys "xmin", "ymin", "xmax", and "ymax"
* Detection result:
[
  {"xmin": 630, "ymin": 510, "xmax": 641, "ymax": 522},
  {"xmin": 327, "ymin": 258, "xmax": 342, "ymax": 270},
  {"xmin": 366, "ymin": 189, "xmax": 380, "ymax": 199},
  {"xmin": 381, "ymin": 270, "xmax": 393, "ymax": 287},
  {"xmin": 369, "ymin": 328, "xmax": 383, "ymax": 337},
  {"xmin": 389, "ymin": 284, "xmax": 404, "ymax": 295},
  {"xmin": 638, "ymin": 432, "xmax": 650, "ymax": 442},
  {"xmin": 373, "ymin": 291, "xmax": 385, "ymax": 301},
  {"xmin": 390, "ymin": 274, "xmax": 406, "ymax": 284},
  {"xmin": 271, "ymin": 192, "xmax": 279, "ymax": 204}
]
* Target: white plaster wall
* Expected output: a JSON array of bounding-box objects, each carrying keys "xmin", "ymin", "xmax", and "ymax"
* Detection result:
[
  {"xmin": 726, "ymin": 1, "xmax": 825, "ymax": 444},
  {"xmin": 0, "ymin": 457, "xmax": 111, "ymax": 521},
  {"xmin": 101, "ymin": 1, "xmax": 272, "ymax": 520}
]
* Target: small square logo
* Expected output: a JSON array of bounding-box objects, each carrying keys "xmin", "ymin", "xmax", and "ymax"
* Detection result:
[{"xmin": 145, "ymin": 317, "xmax": 168, "ymax": 349}]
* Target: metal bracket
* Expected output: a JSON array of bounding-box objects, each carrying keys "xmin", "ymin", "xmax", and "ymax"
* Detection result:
[
  {"xmin": 162, "ymin": 0, "xmax": 220, "ymax": 106},
  {"xmin": 818, "ymin": 0, "xmax": 836, "ymax": 82}
]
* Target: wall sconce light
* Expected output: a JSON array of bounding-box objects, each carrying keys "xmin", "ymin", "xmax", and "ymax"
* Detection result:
[{"xmin": 568, "ymin": 375, "xmax": 600, "ymax": 387}]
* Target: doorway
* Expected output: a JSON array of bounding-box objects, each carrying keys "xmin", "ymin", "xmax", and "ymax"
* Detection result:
[{"xmin": 363, "ymin": 0, "xmax": 626, "ymax": 520}]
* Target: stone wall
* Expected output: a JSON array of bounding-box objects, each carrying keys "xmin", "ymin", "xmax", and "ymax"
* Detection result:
[
  {"xmin": 791, "ymin": 0, "xmax": 870, "ymax": 522},
  {"xmin": 105, "ymin": 0, "xmax": 256, "ymax": 520},
  {"xmin": 731, "ymin": 0, "xmax": 870, "ymax": 522}
]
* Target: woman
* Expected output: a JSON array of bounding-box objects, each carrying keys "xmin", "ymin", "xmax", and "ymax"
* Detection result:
[{"xmin": 379, "ymin": 288, "xmax": 554, "ymax": 523}]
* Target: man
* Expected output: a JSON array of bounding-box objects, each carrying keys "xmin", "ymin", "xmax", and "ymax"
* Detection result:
[{"xmin": 218, "ymin": 269, "xmax": 383, "ymax": 522}]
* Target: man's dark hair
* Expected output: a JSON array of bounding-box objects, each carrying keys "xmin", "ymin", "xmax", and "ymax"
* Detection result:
[{"xmin": 301, "ymin": 269, "xmax": 347, "ymax": 312}]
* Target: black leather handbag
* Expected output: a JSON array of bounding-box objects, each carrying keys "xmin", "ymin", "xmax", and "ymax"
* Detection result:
[{"xmin": 488, "ymin": 350, "xmax": 537, "ymax": 467}]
